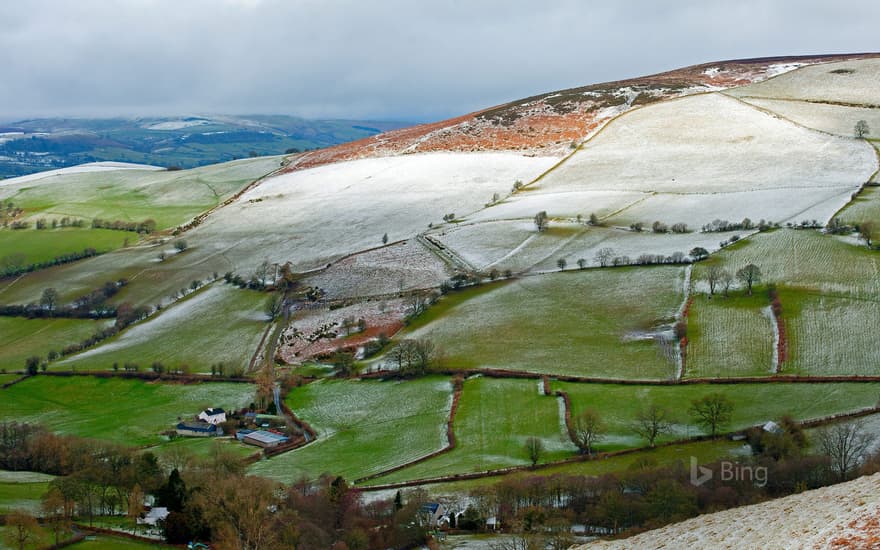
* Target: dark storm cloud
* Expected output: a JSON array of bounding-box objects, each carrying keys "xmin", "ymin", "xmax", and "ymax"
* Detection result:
[{"xmin": 0, "ymin": 0, "xmax": 877, "ymax": 122}]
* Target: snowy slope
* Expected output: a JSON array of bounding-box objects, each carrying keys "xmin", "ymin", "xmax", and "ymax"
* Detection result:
[{"xmin": 583, "ymin": 473, "xmax": 880, "ymax": 549}]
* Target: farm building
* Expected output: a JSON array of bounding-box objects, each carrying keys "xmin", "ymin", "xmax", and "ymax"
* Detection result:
[
  {"xmin": 419, "ymin": 503, "xmax": 447, "ymax": 527},
  {"xmin": 242, "ymin": 430, "xmax": 289, "ymax": 448},
  {"xmin": 198, "ymin": 407, "xmax": 227, "ymax": 424},
  {"xmin": 176, "ymin": 421, "xmax": 219, "ymax": 437}
]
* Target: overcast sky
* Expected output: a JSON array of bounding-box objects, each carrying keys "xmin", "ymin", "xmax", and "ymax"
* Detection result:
[{"xmin": 1, "ymin": 0, "xmax": 878, "ymax": 123}]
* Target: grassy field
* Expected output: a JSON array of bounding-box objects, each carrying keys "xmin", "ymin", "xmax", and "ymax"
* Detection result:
[
  {"xmin": 409, "ymin": 438, "xmax": 742, "ymax": 493},
  {"xmin": 686, "ymin": 294, "xmax": 774, "ymax": 378},
  {"xmin": 0, "ymin": 157, "xmax": 283, "ymax": 230},
  {"xmin": 838, "ymin": 185, "xmax": 880, "ymax": 233},
  {"xmin": 693, "ymin": 229, "xmax": 880, "ymax": 299},
  {"xmin": 364, "ymin": 377, "xmax": 575, "ymax": 485},
  {"xmin": 0, "ymin": 480, "xmax": 50, "ymax": 514},
  {"xmin": 0, "ymin": 228, "xmax": 131, "ymax": 266},
  {"xmin": 555, "ymin": 381, "xmax": 880, "ymax": 451},
  {"xmin": 149, "ymin": 435, "xmax": 257, "ymax": 462},
  {"xmin": 69, "ymin": 535, "xmax": 175, "ymax": 550},
  {"xmin": 60, "ymin": 283, "xmax": 269, "ymax": 373},
  {"xmin": 395, "ymin": 266, "xmax": 685, "ymax": 379},
  {"xmin": 781, "ymin": 289, "xmax": 880, "ymax": 376},
  {"xmin": 0, "ymin": 317, "xmax": 113, "ymax": 371},
  {"xmin": 690, "ymin": 230, "xmax": 880, "ymax": 377},
  {"xmin": 249, "ymin": 377, "xmax": 453, "ymax": 483},
  {"xmin": 0, "ymin": 376, "xmax": 253, "ymax": 446}
]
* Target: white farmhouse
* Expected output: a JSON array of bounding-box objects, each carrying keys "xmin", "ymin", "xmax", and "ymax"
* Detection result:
[{"xmin": 198, "ymin": 408, "xmax": 227, "ymax": 425}]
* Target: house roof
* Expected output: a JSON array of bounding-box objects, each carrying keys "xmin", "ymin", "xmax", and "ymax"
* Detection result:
[
  {"xmin": 202, "ymin": 408, "xmax": 225, "ymax": 416},
  {"xmin": 243, "ymin": 430, "xmax": 289, "ymax": 444},
  {"xmin": 177, "ymin": 421, "xmax": 217, "ymax": 432}
]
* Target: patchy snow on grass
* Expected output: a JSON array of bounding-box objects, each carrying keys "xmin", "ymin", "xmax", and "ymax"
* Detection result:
[
  {"xmin": 740, "ymin": 97, "xmax": 880, "ymax": 138},
  {"xmin": 0, "ymin": 161, "xmax": 163, "ymax": 186},
  {"xmin": 302, "ymin": 239, "xmax": 453, "ymax": 299},
  {"xmin": 537, "ymin": 93, "xmax": 875, "ymax": 196},
  {"xmin": 186, "ymin": 152, "xmax": 557, "ymax": 272},
  {"xmin": 786, "ymin": 294, "xmax": 880, "ymax": 376},
  {"xmin": 728, "ymin": 58, "xmax": 880, "ymax": 106},
  {"xmin": 584, "ymin": 473, "xmax": 880, "ymax": 549}
]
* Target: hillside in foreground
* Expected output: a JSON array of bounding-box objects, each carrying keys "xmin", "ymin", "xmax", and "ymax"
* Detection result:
[{"xmin": 585, "ymin": 473, "xmax": 880, "ymax": 549}]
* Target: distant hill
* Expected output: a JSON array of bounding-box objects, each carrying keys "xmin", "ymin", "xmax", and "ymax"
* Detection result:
[{"xmin": 0, "ymin": 115, "xmax": 407, "ymax": 178}]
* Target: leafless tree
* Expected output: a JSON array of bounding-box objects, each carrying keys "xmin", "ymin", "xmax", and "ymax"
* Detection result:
[
  {"xmin": 633, "ymin": 403, "xmax": 674, "ymax": 447},
  {"xmin": 858, "ymin": 221, "xmax": 874, "ymax": 248},
  {"xmin": 736, "ymin": 263, "xmax": 762, "ymax": 295},
  {"xmin": 572, "ymin": 409, "xmax": 605, "ymax": 455},
  {"xmin": 594, "ymin": 247, "xmax": 615, "ymax": 267},
  {"xmin": 855, "ymin": 119, "xmax": 870, "ymax": 138},
  {"xmin": 525, "ymin": 436, "xmax": 544, "ymax": 467},
  {"xmin": 818, "ymin": 420, "xmax": 876, "ymax": 480},
  {"xmin": 705, "ymin": 265, "xmax": 727, "ymax": 296},
  {"xmin": 534, "ymin": 211, "xmax": 549, "ymax": 232}
]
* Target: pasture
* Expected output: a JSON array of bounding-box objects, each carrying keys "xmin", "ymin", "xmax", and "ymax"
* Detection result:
[
  {"xmin": 364, "ymin": 377, "xmax": 576, "ymax": 485},
  {"xmin": 59, "ymin": 283, "xmax": 269, "ymax": 373},
  {"xmin": 0, "ymin": 376, "xmax": 253, "ymax": 446},
  {"xmin": 554, "ymin": 381, "xmax": 880, "ymax": 451},
  {"xmin": 0, "ymin": 317, "xmax": 113, "ymax": 372},
  {"xmin": 0, "ymin": 228, "xmax": 130, "ymax": 267},
  {"xmin": 249, "ymin": 377, "xmax": 453, "ymax": 483},
  {"xmin": 395, "ymin": 266, "xmax": 685, "ymax": 379}
]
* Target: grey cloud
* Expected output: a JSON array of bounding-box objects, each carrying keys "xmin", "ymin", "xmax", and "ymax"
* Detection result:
[{"xmin": 0, "ymin": 0, "xmax": 877, "ymax": 122}]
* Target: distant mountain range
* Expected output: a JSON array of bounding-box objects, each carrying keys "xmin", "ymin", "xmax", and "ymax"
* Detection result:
[{"xmin": 0, "ymin": 115, "xmax": 407, "ymax": 178}]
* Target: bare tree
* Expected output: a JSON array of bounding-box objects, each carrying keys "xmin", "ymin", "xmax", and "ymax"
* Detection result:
[
  {"xmin": 633, "ymin": 403, "xmax": 674, "ymax": 447},
  {"xmin": 818, "ymin": 420, "xmax": 876, "ymax": 480},
  {"xmin": 594, "ymin": 247, "xmax": 615, "ymax": 267},
  {"xmin": 2, "ymin": 511, "xmax": 38, "ymax": 550},
  {"xmin": 718, "ymin": 269, "xmax": 733, "ymax": 297},
  {"xmin": 534, "ymin": 211, "xmax": 549, "ymax": 232},
  {"xmin": 525, "ymin": 436, "xmax": 544, "ymax": 467},
  {"xmin": 855, "ymin": 119, "xmax": 870, "ymax": 138},
  {"xmin": 577, "ymin": 258, "xmax": 587, "ymax": 269},
  {"xmin": 556, "ymin": 258, "xmax": 567, "ymax": 271},
  {"xmin": 572, "ymin": 409, "xmax": 605, "ymax": 455},
  {"xmin": 689, "ymin": 393, "xmax": 734, "ymax": 437},
  {"xmin": 705, "ymin": 265, "xmax": 726, "ymax": 296},
  {"xmin": 736, "ymin": 263, "xmax": 762, "ymax": 295},
  {"xmin": 41, "ymin": 287, "xmax": 59, "ymax": 313}
]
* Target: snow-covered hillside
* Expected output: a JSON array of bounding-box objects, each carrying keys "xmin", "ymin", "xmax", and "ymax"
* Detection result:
[{"xmin": 583, "ymin": 473, "xmax": 880, "ymax": 549}]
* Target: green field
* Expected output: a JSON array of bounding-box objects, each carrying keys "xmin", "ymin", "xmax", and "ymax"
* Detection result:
[
  {"xmin": 60, "ymin": 283, "xmax": 268, "ymax": 373},
  {"xmin": 70, "ymin": 535, "xmax": 175, "ymax": 550},
  {"xmin": 0, "ymin": 480, "xmax": 49, "ymax": 514},
  {"xmin": 413, "ymin": 438, "xmax": 742, "ymax": 493},
  {"xmin": 0, "ymin": 228, "xmax": 132, "ymax": 267},
  {"xmin": 395, "ymin": 266, "xmax": 685, "ymax": 379},
  {"xmin": 0, "ymin": 157, "xmax": 283, "ymax": 230},
  {"xmin": 0, "ymin": 317, "xmax": 113, "ymax": 371},
  {"xmin": 149, "ymin": 435, "xmax": 258, "ymax": 463},
  {"xmin": 365, "ymin": 377, "xmax": 576, "ymax": 485},
  {"xmin": 249, "ymin": 377, "xmax": 453, "ymax": 483},
  {"xmin": 686, "ymin": 294, "xmax": 774, "ymax": 378},
  {"xmin": 555, "ymin": 381, "xmax": 880, "ymax": 451},
  {"xmin": 0, "ymin": 376, "xmax": 253, "ymax": 446}
]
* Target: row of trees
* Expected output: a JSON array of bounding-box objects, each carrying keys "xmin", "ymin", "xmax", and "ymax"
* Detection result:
[
  {"xmin": 91, "ymin": 217, "xmax": 157, "ymax": 234},
  {"xmin": 704, "ymin": 263, "xmax": 762, "ymax": 297},
  {"xmin": 0, "ymin": 247, "xmax": 100, "ymax": 278}
]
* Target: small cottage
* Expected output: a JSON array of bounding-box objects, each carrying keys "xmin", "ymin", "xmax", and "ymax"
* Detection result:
[{"xmin": 198, "ymin": 408, "xmax": 227, "ymax": 425}]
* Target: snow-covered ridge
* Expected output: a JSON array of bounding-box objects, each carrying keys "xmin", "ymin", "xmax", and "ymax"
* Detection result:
[{"xmin": 0, "ymin": 161, "xmax": 163, "ymax": 186}]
